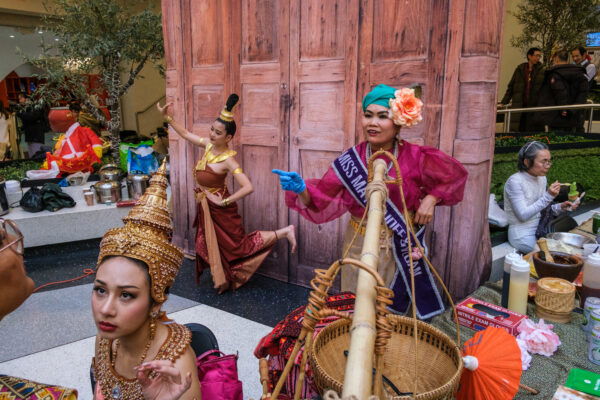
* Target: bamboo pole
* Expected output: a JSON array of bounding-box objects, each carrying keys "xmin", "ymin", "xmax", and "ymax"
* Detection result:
[{"xmin": 341, "ymin": 159, "xmax": 387, "ymax": 399}]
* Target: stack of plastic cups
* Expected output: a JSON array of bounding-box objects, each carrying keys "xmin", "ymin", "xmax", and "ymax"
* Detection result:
[{"xmin": 4, "ymin": 180, "xmax": 22, "ymax": 207}]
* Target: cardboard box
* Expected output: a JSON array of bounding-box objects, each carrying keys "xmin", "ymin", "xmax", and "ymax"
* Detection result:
[{"xmin": 456, "ymin": 297, "xmax": 528, "ymax": 336}]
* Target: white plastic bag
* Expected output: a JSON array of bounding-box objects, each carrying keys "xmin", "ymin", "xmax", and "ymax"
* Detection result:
[
  {"xmin": 26, "ymin": 161, "xmax": 60, "ymax": 180},
  {"xmin": 488, "ymin": 193, "xmax": 508, "ymax": 227},
  {"xmin": 66, "ymin": 171, "xmax": 90, "ymax": 186}
]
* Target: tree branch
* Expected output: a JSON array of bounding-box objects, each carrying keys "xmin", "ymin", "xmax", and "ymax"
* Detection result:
[{"xmin": 118, "ymin": 50, "xmax": 151, "ymax": 97}]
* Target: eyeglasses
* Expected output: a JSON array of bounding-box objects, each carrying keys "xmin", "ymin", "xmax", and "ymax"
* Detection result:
[
  {"xmin": 0, "ymin": 219, "xmax": 24, "ymax": 256},
  {"xmin": 537, "ymin": 160, "xmax": 553, "ymax": 166}
]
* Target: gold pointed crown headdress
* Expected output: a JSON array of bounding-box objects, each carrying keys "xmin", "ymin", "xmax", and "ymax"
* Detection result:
[
  {"xmin": 97, "ymin": 160, "xmax": 183, "ymax": 303},
  {"xmin": 218, "ymin": 93, "xmax": 239, "ymax": 122}
]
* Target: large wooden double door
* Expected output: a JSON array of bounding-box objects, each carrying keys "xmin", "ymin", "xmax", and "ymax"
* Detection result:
[{"xmin": 163, "ymin": 0, "xmax": 502, "ymax": 293}]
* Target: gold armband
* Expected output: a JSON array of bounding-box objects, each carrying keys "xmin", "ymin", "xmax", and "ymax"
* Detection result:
[
  {"xmin": 164, "ymin": 116, "xmax": 173, "ymax": 124},
  {"xmin": 232, "ymin": 167, "xmax": 243, "ymax": 174}
]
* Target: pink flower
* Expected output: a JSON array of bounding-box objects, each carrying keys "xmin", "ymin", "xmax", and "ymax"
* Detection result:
[
  {"xmin": 388, "ymin": 88, "xmax": 423, "ymax": 127},
  {"xmin": 516, "ymin": 338, "xmax": 532, "ymax": 370},
  {"xmin": 517, "ymin": 319, "xmax": 561, "ymax": 357}
]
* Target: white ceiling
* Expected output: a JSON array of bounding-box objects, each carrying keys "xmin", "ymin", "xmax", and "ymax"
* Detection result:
[{"xmin": 0, "ymin": 25, "xmax": 59, "ymax": 80}]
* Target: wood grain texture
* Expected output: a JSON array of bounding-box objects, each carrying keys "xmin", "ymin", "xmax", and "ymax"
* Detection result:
[
  {"xmin": 232, "ymin": 0, "xmax": 291, "ymax": 280},
  {"xmin": 242, "ymin": 0, "xmax": 279, "ymax": 62},
  {"xmin": 288, "ymin": 0, "xmax": 358, "ymax": 286},
  {"xmin": 190, "ymin": 0, "xmax": 223, "ymax": 66},
  {"xmin": 163, "ymin": 0, "xmax": 503, "ymax": 294}
]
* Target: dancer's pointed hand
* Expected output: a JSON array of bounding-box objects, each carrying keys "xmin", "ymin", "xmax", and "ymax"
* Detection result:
[{"xmin": 156, "ymin": 102, "xmax": 173, "ymax": 116}]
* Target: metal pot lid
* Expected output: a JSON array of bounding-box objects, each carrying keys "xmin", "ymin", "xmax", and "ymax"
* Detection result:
[
  {"xmin": 130, "ymin": 174, "xmax": 150, "ymax": 181},
  {"xmin": 95, "ymin": 180, "xmax": 119, "ymax": 189},
  {"xmin": 100, "ymin": 164, "xmax": 119, "ymax": 171}
]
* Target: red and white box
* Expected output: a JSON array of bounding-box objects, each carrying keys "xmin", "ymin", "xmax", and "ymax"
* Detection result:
[{"xmin": 456, "ymin": 297, "xmax": 528, "ymax": 336}]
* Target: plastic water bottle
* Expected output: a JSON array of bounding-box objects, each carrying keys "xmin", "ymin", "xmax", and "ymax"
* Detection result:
[
  {"xmin": 508, "ymin": 258, "xmax": 530, "ymax": 315},
  {"xmin": 501, "ymin": 250, "xmax": 521, "ymax": 308}
]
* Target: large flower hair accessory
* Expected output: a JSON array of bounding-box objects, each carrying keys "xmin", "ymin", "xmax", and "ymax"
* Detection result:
[{"xmin": 388, "ymin": 87, "xmax": 423, "ymax": 127}]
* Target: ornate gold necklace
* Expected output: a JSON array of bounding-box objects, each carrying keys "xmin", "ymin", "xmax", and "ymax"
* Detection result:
[
  {"xmin": 95, "ymin": 323, "xmax": 191, "ymax": 400},
  {"xmin": 195, "ymin": 143, "xmax": 237, "ymax": 171}
]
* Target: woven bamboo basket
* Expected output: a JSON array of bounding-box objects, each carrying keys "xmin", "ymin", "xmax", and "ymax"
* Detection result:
[
  {"xmin": 534, "ymin": 277, "xmax": 575, "ymax": 323},
  {"xmin": 309, "ymin": 315, "xmax": 463, "ymax": 400},
  {"xmin": 535, "ymin": 277, "xmax": 575, "ymax": 313}
]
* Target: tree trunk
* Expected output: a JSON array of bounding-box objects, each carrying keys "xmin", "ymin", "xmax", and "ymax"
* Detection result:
[
  {"xmin": 103, "ymin": 64, "xmax": 123, "ymax": 164},
  {"xmin": 107, "ymin": 100, "xmax": 121, "ymax": 163}
]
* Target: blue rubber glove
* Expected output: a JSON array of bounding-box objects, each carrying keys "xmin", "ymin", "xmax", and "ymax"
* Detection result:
[{"xmin": 272, "ymin": 169, "xmax": 306, "ymax": 194}]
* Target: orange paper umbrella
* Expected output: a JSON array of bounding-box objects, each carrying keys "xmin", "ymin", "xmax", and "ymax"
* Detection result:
[{"xmin": 456, "ymin": 327, "xmax": 522, "ymax": 400}]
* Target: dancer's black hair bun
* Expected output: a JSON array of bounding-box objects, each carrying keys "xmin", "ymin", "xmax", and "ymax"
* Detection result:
[{"xmin": 225, "ymin": 94, "xmax": 239, "ymax": 112}]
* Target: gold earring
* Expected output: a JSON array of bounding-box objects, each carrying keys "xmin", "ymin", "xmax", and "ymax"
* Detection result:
[{"xmin": 149, "ymin": 311, "xmax": 158, "ymax": 340}]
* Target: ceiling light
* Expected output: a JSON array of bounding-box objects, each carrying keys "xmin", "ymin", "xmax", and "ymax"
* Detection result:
[
  {"xmin": 9, "ymin": 35, "xmax": 15, "ymax": 38},
  {"xmin": 38, "ymin": 31, "xmax": 43, "ymax": 34},
  {"xmin": 54, "ymin": 38, "xmax": 59, "ymax": 41}
]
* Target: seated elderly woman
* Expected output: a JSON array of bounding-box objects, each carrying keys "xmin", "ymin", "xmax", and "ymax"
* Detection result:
[
  {"xmin": 91, "ymin": 161, "xmax": 202, "ymax": 400},
  {"xmin": 504, "ymin": 141, "xmax": 577, "ymax": 253}
]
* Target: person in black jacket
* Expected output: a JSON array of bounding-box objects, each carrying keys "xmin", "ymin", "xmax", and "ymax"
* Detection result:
[
  {"xmin": 16, "ymin": 92, "xmax": 48, "ymax": 158},
  {"xmin": 536, "ymin": 50, "xmax": 589, "ymax": 132},
  {"xmin": 500, "ymin": 47, "xmax": 545, "ymax": 132}
]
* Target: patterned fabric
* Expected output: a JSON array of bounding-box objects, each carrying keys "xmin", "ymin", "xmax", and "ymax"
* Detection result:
[
  {"xmin": 254, "ymin": 292, "xmax": 356, "ymax": 398},
  {"xmin": 0, "ymin": 375, "xmax": 77, "ymax": 399}
]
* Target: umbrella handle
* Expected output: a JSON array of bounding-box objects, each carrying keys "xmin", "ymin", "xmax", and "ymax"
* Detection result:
[{"xmin": 519, "ymin": 383, "xmax": 539, "ymax": 395}]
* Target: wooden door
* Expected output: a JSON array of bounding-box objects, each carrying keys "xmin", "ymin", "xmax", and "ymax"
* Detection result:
[
  {"xmin": 229, "ymin": 1, "xmax": 291, "ymax": 281},
  {"xmin": 287, "ymin": 0, "xmax": 360, "ymax": 286}
]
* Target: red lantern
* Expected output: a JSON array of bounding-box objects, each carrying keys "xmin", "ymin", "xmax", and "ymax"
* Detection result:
[{"xmin": 48, "ymin": 106, "xmax": 111, "ymax": 133}]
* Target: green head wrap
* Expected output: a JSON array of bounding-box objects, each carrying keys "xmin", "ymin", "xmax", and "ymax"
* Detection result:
[{"xmin": 361, "ymin": 84, "xmax": 397, "ymax": 111}]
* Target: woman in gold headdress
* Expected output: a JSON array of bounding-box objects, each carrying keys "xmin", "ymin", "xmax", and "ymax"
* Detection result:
[
  {"xmin": 157, "ymin": 95, "xmax": 296, "ymax": 293},
  {"xmin": 91, "ymin": 162, "xmax": 202, "ymax": 400}
]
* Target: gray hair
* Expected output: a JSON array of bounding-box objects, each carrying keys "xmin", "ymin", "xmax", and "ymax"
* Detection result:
[{"xmin": 517, "ymin": 141, "xmax": 549, "ymax": 171}]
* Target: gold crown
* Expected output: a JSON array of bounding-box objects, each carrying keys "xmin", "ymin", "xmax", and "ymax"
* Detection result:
[
  {"xmin": 97, "ymin": 160, "xmax": 183, "ymax": 303},
  {"xmin": 219, "ymin": 108, "xmax": 234, "ymax": 122}
]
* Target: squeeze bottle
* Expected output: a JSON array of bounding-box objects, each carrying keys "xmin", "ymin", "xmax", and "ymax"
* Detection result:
[
  {"xmin": 501, "ymin": 250, "xmax": 521, "ymax": 308},
  {"xmin": 582, "ymin": 253, "xmax": 600, "ymax": 305},
  {"xmin": 508, "ymin": 257, "xmax": 530, "ymax": 315}
]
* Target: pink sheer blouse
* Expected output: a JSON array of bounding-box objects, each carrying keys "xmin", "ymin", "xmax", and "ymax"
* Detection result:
[{"xmin": 285, "ymin": 140, "xmax": 468, "ymax": 224}]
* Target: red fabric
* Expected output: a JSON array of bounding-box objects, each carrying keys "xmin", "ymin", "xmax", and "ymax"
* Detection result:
[
  {"xmin": 45, "ymin": 146, "xmax": 101, "ymax": 174},
  {"xmin": 55, "ymin": 124, "xmax": 102, "ymax": 158},
  {"xmin": 194, "ymin": 167, "xmax": 275, "ymax": 290},
  {"xmin": 254, "ymin": 292, "xmax": 356, "ymax": 398},
  {"xmin": 45, "ymin": 123, "xmax": 103, "ymax": 174},
  {"xmin": 285, "ymin": 140, "xmax": 468, "ymax": 224}
]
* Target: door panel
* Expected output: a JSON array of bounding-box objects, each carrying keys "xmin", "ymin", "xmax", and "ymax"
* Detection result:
[
  {"xmin": 231, "ymin": 0, "xmax": 291, "ymax": 281},
  {"xmin": 289, "ymin": 0, "xmax": 359, "ymax": 286},
  {"xmin": 357, "ymin": 0, "xmax": 448, "ymax": 146}
]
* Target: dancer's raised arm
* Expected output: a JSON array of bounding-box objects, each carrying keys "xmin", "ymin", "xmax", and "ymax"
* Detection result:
[{"xmin": 156, "ymin": 102, "xmax": 207, "ymax": 148}]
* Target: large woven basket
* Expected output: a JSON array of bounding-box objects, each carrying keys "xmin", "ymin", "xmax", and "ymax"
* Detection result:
[{"xmin": 309, "ymin": 315, "xmax": 463, "ymax": 400}]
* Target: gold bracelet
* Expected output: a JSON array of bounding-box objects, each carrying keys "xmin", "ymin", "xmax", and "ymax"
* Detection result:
[
  {"xmin": 164, "ymin": 115, "xmax": 173, "ymax": 123},
  {"xmin": 221, "ymin": 197, "xmax": 231, "ymax": 207}
]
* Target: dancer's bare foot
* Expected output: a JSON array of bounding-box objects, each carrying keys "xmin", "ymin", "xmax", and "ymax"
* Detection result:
[
  {"xmin": 216, "ymin": 281, "xmax": 230, "ymax": 294},
  {"xmin": 283, "ymin": 225, "xmax": 297, "ymax": 253}
]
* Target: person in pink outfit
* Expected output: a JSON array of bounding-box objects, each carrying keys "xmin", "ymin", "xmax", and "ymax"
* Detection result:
[{"xmin": 274, "ymin": 84, "xmax": 468, "ymax": 319}]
